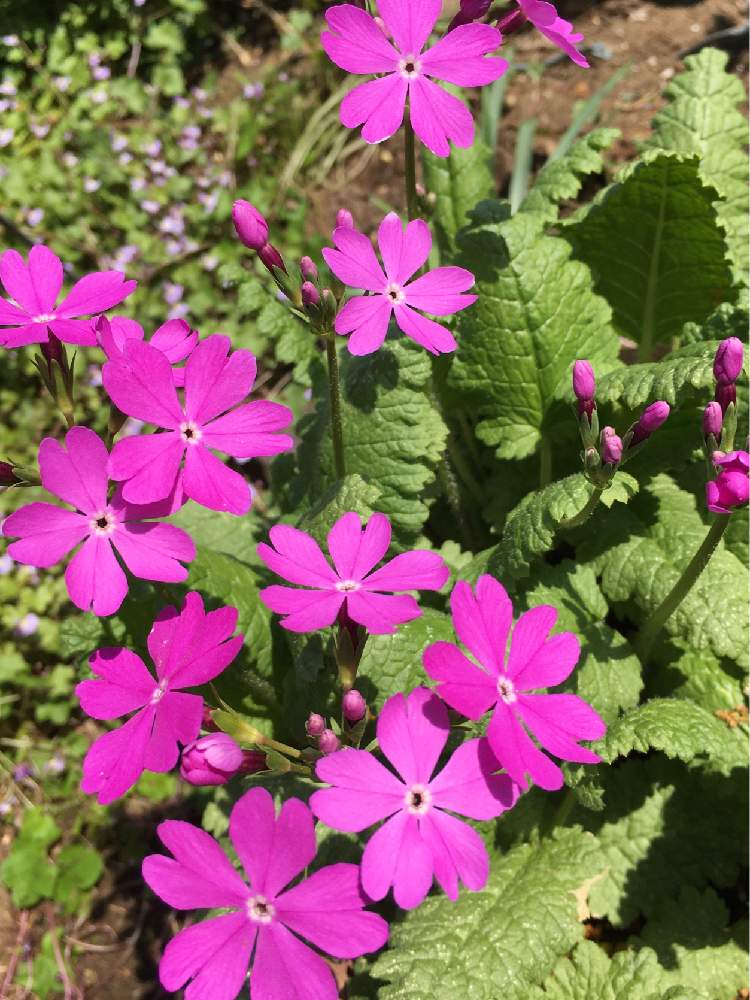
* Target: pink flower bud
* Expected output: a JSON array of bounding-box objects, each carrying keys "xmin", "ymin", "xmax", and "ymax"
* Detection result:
[
  {"xmin": 0, "ymin": 462, "xmax": 20, "ymax": 487},
  {"xmin": 713, "ymin": 337, "xmax": 744, "ymax": 385},
  {"xmin": 716, "ymin": 382, "xmax": 736, "ymax": 415},
  {"xmin": 703, "ymin": 401, "xmax": 722, "ymax": 438},
  {"xmin": 336, "ymin": 209, "xmax": 354, "ymax": 230},
  {"xmin": 630, "ymin": 401, "xmax": 670, "ymax": 445},
  {"xmin": 495, "ymin": 7, "xmax": 527, "ymax": 34},
  {"xmin": 573, "ymin": 360, "xmax": 595, "ymax": 401},
  {"xmin": 306, "ymin": 712, "xmax": 326, "ymax": 737},
  {"xmin": 300, "ymin": 255, "xmax": 318, "ymax": 281},
  {"xmin": 180, "ymin": 733, "xmax": 244, "ymax": 786},
  {"xmin": 706, "ymin": 451, "xmax": 749, "ymax": 513},
  {"xmin": 449, "ymin": 0, "xmax": 492, "ymax": 29},
  {"xmin": 318, "ymin": 729, "xmax": 341, "ymax": 754},
  {"xmin": 232, "ymin": 199, "xmax": 269, "ymax": 250},
  {"xmin": 301, "ymin": 281, "xmax": 320, "ymax": 308},
  {"xmin": 342, "ymin": 689, "xmax": 366, "ymax": 722},
  {"xmin": 600, "ymin": 427, "xmax": 622, "ymax": 465},
  {"xmin": 258, "ymin": 243, "xmax": 286, "ymax": 274}
]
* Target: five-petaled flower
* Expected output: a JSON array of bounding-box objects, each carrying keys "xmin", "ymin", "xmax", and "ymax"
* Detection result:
[
  {"xmin": 312, "ymin": 687, "xmax": 518, "ymax": 909},
  {"xmin": 257, "ymin": 511, "xmax": 449, "ymax": 633},
  {"xmin": 0, "ymin": 244, "xmax": 136, "ymax": 348},
  {"xmin": 322, "ymin": 1, "xmax": 507, "ymax": 157},
  {"xmin": 98, "ymin": 315, "xmax": 198, "ymax": 387},
  {"xmin": 142, "ymin": 786, "xmax": 389, "ymax": 1000},
  {"xmin": 77, "ymin": 592, "xmax": 242, "ymax": 803},
  {"xmin": 323, "ymin": 212, "xmax": 476, "ymax": 355},
  {"xmin": 423, "ymin": 575, "xmax": 606, "ymax": 791},
  {"xmin": 2, "ymin": 427, "xmax": 194, "ymax": 617},
  {"xmin": 103, "ymin": 334, "xmax": 294, "ymax": 515}
]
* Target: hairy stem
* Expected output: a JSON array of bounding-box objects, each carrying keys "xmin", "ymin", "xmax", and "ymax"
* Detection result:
[
  {"xmin": 559, "ymin": 486, "xmax": 604, "ymax": 531},
  {"xmin": 326, "ymin": 332, "xmax": 346, "ymax": 480},
  {"xmin": 633, "ymin": 515, "xmax": 730, "ymax": 663},
  {"xmin": 404, "ymin": 117, "xmax": 418, "ymax": 222}
]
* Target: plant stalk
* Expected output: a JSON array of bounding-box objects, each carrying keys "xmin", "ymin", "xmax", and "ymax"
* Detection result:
[
  {"xmin": 404, "ymin": 117, "xmax": 419, "ymax": 222},
  {"xmin": 559, "ymin": 486, "xmax": 604, "ymax": 531},
  {"xmin": 326, "ymin": 332, "xmax": 346, "ymax": 480}
]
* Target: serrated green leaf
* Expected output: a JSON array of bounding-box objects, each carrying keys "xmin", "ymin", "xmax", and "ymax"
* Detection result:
[
  {"xmin": 649, "ymin": 641, "xmax": 746, "ymax": 712},
  {"xmin": 298, "ymin": 474, "xmax": 381, "ymax": 547},
  {"xmin": 422, "ymin": 139, "xmax": 494, "ymax": 259},
  {"xmin": 171, "ymin": 503, "xmax": 260, "ymax": 563},
  {"xmin": 372, "ymin": 827, "xmax": 604, "ymax": 999},
  {"xmin": 595, "ymin": 342, "xmax": 718, "ymax": 408},
  {"xmin": 450, "ymin": 202, "xmax": 619, "ymax": 459},
  {"xmin": 563, "ymin": 153, "xmax": 735, "ymax": 353},
  {"xmin": 645, "ymin": 48, "xmax": 749, "ymax": 284},
  {"xmin": 681, "ymin": 301, "xmax": 749, "ymax": 346}
]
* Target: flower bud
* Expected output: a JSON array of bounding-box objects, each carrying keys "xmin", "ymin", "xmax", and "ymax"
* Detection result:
[
  {"xmin": 495, "ymin": 7, "xmax": 527, "ymax": 34},
  {"xmin": 336, "ymin": 208, "xmax": 354, "ymax": 230},
  {"xmin": 0, "ymin": 462, "xmax": 20, "ymax": 487},
  {"xmin": 703, "ymin": 401, "xmax": 722, "ymax": 439},
  {"xmin": 180, "ymin": 733, "xmax": 244, "ymax": 786},
  {"xmin": 306, "ymin": 712, "xmax": 326, "ymax": 737},
  {"xmin": 449, "ymin": 0, "xmax": 492, "ymax": 29},
  {"xmin": 716, "ymin": 382, "xmax": 736, "ymax": 415},
  {"xmin": 300, "ymin": 255, "xmax": 318, "ymax": 281},
  {"xmin": 713, "ymin": 337, "xmax": 744, "ymax": 386},
  {"xmin": 318, "ymin": 729, "xmax": 341, "ymax": 754},
  {"xmin": 706, "ymin": 451, "xmax": 749, "ymax": 513},
  {"xmin": 573, "ymin": 360, "xmax": 596, "ymax": 418},
  {"xmin": 239, "ymin": 750, "xmax": 268, "ymax": 775},
  {"xmin": 232, "ymin": 199, "xmax": 269, "ymax": 251},
  {"xmin": 630, "ymin": 401, "xmax": 670, "ymax": 446},
  {"xmin": 600, "ymin": 427, "xmax": 622, "ymax": 465},
  {"xmin": 258, "ymin": 243, "xmax": 287, "ymax": 274},
  {"xmin": 301, "ymin": 281, "xmax": 320, "ymax": 308},
  {"xmin": 342, "ymin": 689, "xmax": 366, "ymax": 722}
]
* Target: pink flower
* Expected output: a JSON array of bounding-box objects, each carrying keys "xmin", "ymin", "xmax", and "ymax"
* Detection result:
[
  {"xmin": 311, "ymin": 688, "xmax": 517, "ymax": 909},
  {"xmin": 180, "ymin": 733, "xmax": 245, "ymax": 786},
  {"xmin": 706, "ymin": 450, "xmax": 749, "ymax": 514},
  {"xmin": 103, "ymin": 334, "xmax": 294, "ymax": 515},
  {"xmin": 76, "ymin": 592, "xmax": 243, "ymax": 803},
  {"xmin": 142, "ymin": 786, "xmax": 389, "ymax": 1000},
  {"xmin": 423, "ymin": 575, "xmax": 606, "ymax": 791},
  {"xmin": 257, "ymin": 511, "xmax": 449, "ymax": 634},
  {"xmin": 321, "ymin": 1, "xmax": 508, "ymax": 157},
  {"xmin": 323, "ymin": 212, "xmax": 476, "ymax": 355},
  {"xmin": 501, "ymin": 0, "xmax": 588, "ymax": 67},
  {"xmin": 98, "ymin": 315, "xmax": 198, "ymax": 387},
  {"xmin": 0, "ymin": 244, "xmax": 136, "ymax": 349},
  {"xmin": 2, "ymin": 427, "xmax": 194, "ymax": 617}
]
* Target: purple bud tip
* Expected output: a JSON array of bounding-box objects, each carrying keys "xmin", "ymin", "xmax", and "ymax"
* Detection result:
[
  {"xmin": 336, "ymin": 209, "xmax": 354, "ymax": 230},
  {"xmin": 232, "ymin": 199, "xmax": 269, "ymax": 251},
  {"xmin": 306, "ymin": 713, "xmax": 326, "ymax": 737},
  {"xmin": 301, "ymin": 281, "xmax": 320, "ymax": 308},
  {"xmin": 713, "ymin": 337, "xmax": 744, "ymax": 386},
  {"xmin": 495, "ymin": 7, "xmax": 527, "ymax": 34},
  {"xmin": 239, "ymin": 750, "xmax": 268, "ymax": 775},
  {"xmin": 573, "ymin": 360, "xmax": 595, "ymax": 401},
  {"xmin": 716, "ymin": 382, "xmax": 737, "ymax": 415},
  {"xmin": 631, "ymin": 400, "xmax": 670, "ymax": 445},
  {"xmin": 448, "ymin": 0, "xmax": 492, "ymax": 29},
  {"xmin": 0, "ymin": 461, "xmax": 20, "ymax": 486},
  {"xmin": 600, "ymin": 427, "xmax": 623, "ymax": 465},
  {"xmin": 342, "ymin": 689, "xmax": 367, "ymax": 723},
  {"xmin": 258, "ymin": 243, "xmax": 286, "ymax": 274},
  {"xmin": 318, "ymin": 729, "xmax": 341, "ymax": 754},
  {"xmin": 300, "ymin": 255, "xmax": 318, "ymax": 281},
  {"xmin": 703, "ymin": 401, "xmax": 723, "ymax": 438},
  {"xmin": 180, "ymin": 733, "xmax": 244, "ymax": 786}
]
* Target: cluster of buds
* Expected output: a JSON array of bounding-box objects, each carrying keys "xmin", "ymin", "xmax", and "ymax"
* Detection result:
[
  {"xmin": 572, "ymin": 360, "xmax": 670, "ymax": 484},
  {"xmin": 305, "ymin": 688, "xmax": 369, "ymax": 758},
  {"xmin": 305, "ymin": 712, "xmax": 340, "ymax": 755},
  {"xmin": 179, "ymin": 732, "xmax": 266, "ymax": 787},
  {"xmin": 704, "ymin": 338, "xmax": 747, "ymax": 515}
]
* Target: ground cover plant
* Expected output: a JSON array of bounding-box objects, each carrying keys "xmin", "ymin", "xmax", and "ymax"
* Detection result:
[{"xmin": 0, "ymin": 0, "xmax": 748, "ymax": 998}]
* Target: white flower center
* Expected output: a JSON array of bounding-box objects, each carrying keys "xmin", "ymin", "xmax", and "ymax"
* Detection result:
[
  {"xmin": 247, "ymin": 894, "xmax": 275, "ymax": 924},
  {"xmin": 404, "ymin": 784, "xmax": 432, "ymax": 816},
  {"xmin": 180, "ymin": 420, "xmax": 202, "ymax": 445},
  {"xmin": 335, "ymin": 579, "xmax": 360, "ymax": 593},
  {"xmin": 398, "ymin": 55, "xmax": 422, "ymax": 80},
  {"xmin": 149, "ymin": 679, "xmax": 169, "ymax": 705},
  {"xmin": 497, "ymin": 676, "xmax": 517, "ymax": 704},
  {"xmin": 33, "ymin": 313, "xmax": 57, "ymax": 323},
  {"xmin": 89, "ymin": 510, "xmax": 117, "ymax": 537},
  {"xmin": 384, "ymin": 282, "xmax": 406, "ymax": 306}
]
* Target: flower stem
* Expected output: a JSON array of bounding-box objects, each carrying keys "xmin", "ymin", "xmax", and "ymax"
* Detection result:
[
  {"xmin": 326, "ymin": 331, "xmax": 346, "ymax": 480},
  {"xmin": 559, "ymin": 486, "xmax": 604, "ymax": 531},
  {"xmin": 633, "ymin": 515, "xmax": 730, "ymax": 663},
  {"xmin": 404, "ymin": 117, "xmax": 419, "ymax": 222}
]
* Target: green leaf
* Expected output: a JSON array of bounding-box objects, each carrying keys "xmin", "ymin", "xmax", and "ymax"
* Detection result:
[
  {"xmin": 521, "ymin": 128, "xmax": 620, "ymax": 226},
  {"xmin": 298, "ymin": 474, "xmax": 381, "ymax": 547},
  {"xmin": 0, "ymin": 809, "xmax": 60, "ymax": 907},
  {"xmin": 372, "ymin": 827, "xmax": 604, "ymax": 999},
  {"xmin": 595, "ymin": 341, "xmax": 718, "ymax": 408},
  {"xmin": 53, "ymin": 844, "xmax": 103, "ymax": 913},
  {"xmin": 580, "ymin": 472, "xmax": 748, "ymax": 661},
  {"xmin": 680, "ymin": 301, "xmax": 749, "ymax": 346},
  {"xmin": 171, "ymin": 503, "xmax": 260, "ymax": 563},
  {"xmin": 59, "ymin": 581, "xmax": 162, "ymax": 662},
  {"xmin": 649, "ymin": 641, "xmax": 746, "ymax": 713},
  {"xmin": 645, "ymin": 48, "xmax": 749, "ymax": 284},
  {"xmin": 450, "ymin": 202, "xmax": 619, "ymax": 459},
  {"xmin": 563, "ymin": 153, "xmax": 735, "ymax": 354},
  {"xmin": 422, "ymin": 139, "xmax": 494, "ymax": 259}
]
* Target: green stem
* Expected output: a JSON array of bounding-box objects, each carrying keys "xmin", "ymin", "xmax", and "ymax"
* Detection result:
[
  {"xmin": 539, "ymin": 437, "xmax": 553, "ymax": 487},
  {"xmin": 326, "ymin": 332, "xmax": 346, "ymax": 480},
  {"xmin": 559, "ymin": 486, "xmax": 604, "ymax": 531},
  {"xmin": 633, "ymin": 516, "xmax": 730, "ymax": 663},
  {"xmin": 404, "ymin": 117, "xmax": 418, "ymax": 222}
]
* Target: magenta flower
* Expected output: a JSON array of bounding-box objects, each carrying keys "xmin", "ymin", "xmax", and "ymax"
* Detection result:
[
  {"xmin": 77, "ymin": 592, "xmax": 243, "ymax": 803},
  {"xmin": 423, "ymin": 575, "xmax": 606, "ymax": 791},
  {"xmin": 103, "ymin": 334, "xmax": 294, "ymax": 515},
  {"xmin": 98, "ymin": 315, "xmax": 198, "ymax": 387},
  {"xmin": 500, "ymin": 0, "xmax": 588, "ymax": 67},
  {"xmin": 323, "ymin": 212, "xmax": 476, "ymax": 355},
  {"xmin": 180, "ymin": 732, "xmax": 245, "ymax": 786},
  {"xmin": 2, "ymin": 427, "xmax": 194, "ymax": 617},
  {"xmin": 706, "ymin": 450, "xmax": 749, "ymax": 514},
  {"xmin": 311, "ymin": 688, "xmax": 517, "ymax": 909},
  {"xmin": 0, "ymin": 244, "xmax": 136, "ymax": 349},
  {"xmin": 258, "ymin": 511, "xmax": 449, "ymax": 634},
  {"xmin": 142, "ymin": 787, "xmax": 389, "ymax": 1000},
  {"xmin": 321, "ymin": 2, "xmax": 508, "ymax": 157}
]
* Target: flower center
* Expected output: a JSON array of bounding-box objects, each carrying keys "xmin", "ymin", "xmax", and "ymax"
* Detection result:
[
  {"xmin": 385, "ymin": 282, "xmax": 405, "ymax": 306},
  {"xmin": 33, "ymin": 313, "xmax": 57, "ymax": 323},
  {"xmin": 398, "ymin": 55, "xmax": 422, "ymax": 79},
  {"xmin": 180, "ymin": 421, "xmax": 202, "ymax": 445},
  {"xmin": 496, "ymin": 676, "xmax": 517, "ymax": 704},
  {"xmin": 335, "ymin": 579, "xmax": 360, "ymax": 593},
  {"xmin": 404, "ymin": 784, "xmax": 432, "ymax": 816},
  {"xmin": 89, "ymin": 510, "xmax": 116, "ymax": 536},
  {"xmin": 247, "ymin": 894, "xmax": 275, "ymax": 924},
  {"xmin": 149, "ymin": 679, "xmax": 169, "ymax": 705}
]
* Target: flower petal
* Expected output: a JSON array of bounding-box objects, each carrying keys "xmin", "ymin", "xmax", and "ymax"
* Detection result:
[
  {"xmin": 506, "ymin": 604, "xmax": 558, "ymax": 682},
  {"xmin": 339, "ymin": 74, "xmax": 408, "ymax": 146},
  {"xmin": 184, "ymin": 334, "xmax": 256, "ymax": 425},
  {"xmin": 77, "ymin": 649, "xmax": 153, "ymax": 720},
  {"xmin": 429, "ymin": 738, "xmax": 518, "ymax": 819},
  {"xmin": 147, "ymin": 592, "xmax": 241, "ymax": 685},
  {"xmin": 312, "ymin": 748, "xmax": 404, "ymax": 831},
  {"xmin": 65, "ymin": 536, "xmax": 127, "ymax": 617},
  {"xmin": 322, "ymin": 5, "xmax": 400, "ymax": 73},
  {"xmin": 150, "ymin": 318, "xmax": 197, "ymax": 363},
  {"xmin": 88, "ymin": 646, "xmax": 156, "ymax": 688},
  {"xmin": 346, "ymin": 590, "xmax": 421, "ymax": 634},
  {"xmin": 335, "ymin": 295, "xmax": 393, "ymax": 355},
  {"xmin": 259, "ymin": 586, "xmax": 345, "ymax": 632},
  {"xmin": 403, "ymin": 266, "xmax": 477, "ymax": 315},
  {"xmin": 27, "ymin": 245, "xmax": 63, "ymax": 313},
  {"xmin": 421, "ymin": 23, "xmax": 507, "ymax": 85},
  {"xmin": 56, "ymin": 271, "xmax": 137, "ymax": 318},
  {"xmin": 142, "ymin": 692, "xmax": 202, "ymax": 773},
  {"xmin": 327, "ymin": 511, "xmax": 391, "ymax": 581},
  {"xmin": 377, "ymin": 688, "xmax": 449, "ymax": 785},
  {"xmin": 4, "ymin": 503, "xmax": 88, "ymax": 567},
  {"xmin": 149, "ymin": 820, "xmax": 249, "ymax": 908},
  {"xmin": 378, "ymin": 0, "xmax": 441, "ymax": 54},
  {"xmin": 393, "ymin": 303, "xmax": 457, "ymax": 354},
  {"xmin": 421, "ymin": 809, "xmax": 489, "ymax": 898},
  {"xmin": 113, "ymin": 519, "xmax": 194, "ymax": 583},
  {"xmin": 360, "ymin": 811, "xmax": 415, "ymax": 903},
  {"xmin": 48, "ymin": 319, "xmax": 97, "ymax": 346},
  {"xmin": 0, "ymin": 249, "xmax": 41, "ymax": 314},
  {"xmin": 0, "ymin": 323, "xmax": 47, "ymax": 347},
  {"xmin": 324, "ymin": 227, "xmax": 387, "ymax": 292},
  {"xmin": 377, "ymin": 214, "xmax": 432, "ymax": 285},
  {"xmin": 258, "ymin": 524, "xmax": 338, "ymax": 587},
  {"xmin": 158, "ymin": 913, "xmax": 254, "ymax": 1000},
  {"xmin": 251, "ymin": 923, "xmax": 337, "ymax": 1000},
  {"xmin": 183, "ymin": 443, "xmax": 251, "ymax": 515},
  {"xmin": 517, "ymin": 693, "xmax": 605, "ymax": 764},
  {"xmin": 409, "ymin": 76, "xmax": 474, "ymax": 157},
  {"xmin": 39, "ymin": 426, "xmax": 109, "ymax": 514},
  {"xmin": 80, "ymin": 707, "xmax": 154, "ymax": 803},
  {"xmin": 423, "ymin": 641, "xmax": 498, "ymax": 720},
  {"xmin": 512, "ymin": 631, "xmax": 581, "ymax": 692},
  {"xmin": 201, "ymin": 400, "xmax": 294, "ymax": 458},
  {"xmin": 487, "ymin": 700, "xmax": 564, "ymax": 791},
  {"xmin": 103, "ymin": 339, "xmax": 183, "ymax": 428},
  {"xmin": 537, "ymin": 16, "xmax": 589, "ymax": 68},
  {"xmin": 392, "ymin": 814, "xmax": 434, "ymax": 909},
  {"xmin": 451, "ymin": 575, "xmax": 513, "ymax": 676},
  {"xmin": 110, "ymin": 432, "xmax": 184, "ymax": 506},
  {"xmin": 0, "ymin": 296, "xmax": 30, "ymax": 325},
  {"xmin": 362, "ymin": 549, "xmax": 449, "ymax": 592}
]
